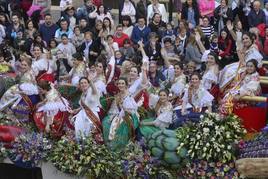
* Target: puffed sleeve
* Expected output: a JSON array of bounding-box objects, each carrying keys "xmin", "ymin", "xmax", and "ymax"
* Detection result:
[
  {"xmin": 156, "ymin": 103, "xmax": 173, "ymax": 124},
  {"xmin": 198, "ymin": 88, "xmax": 214, "ymax": 107},
  {"xmin": 149, "ymin": 93, "xmax": 159, "ymax": 109}
]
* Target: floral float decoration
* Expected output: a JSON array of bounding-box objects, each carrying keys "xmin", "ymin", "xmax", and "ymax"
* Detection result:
[
  {"xmin": 176, "ymin": 112, "xmax": 246, "ymax": 162},
  {"xmin": 47, "ymin": 135, "xmax": 123, "ymax": 178},
  {"xmin": 9, "ymin": 132, "xmax": 52, "ymax": 168},
  {"xmin": 236, "ymin": 125, "xmax": 268, "ymax": 178},
  {"xmin": 147, "ymin": 129, "xmax": 188, "ymax": 168},
  {"xmin": 175, "ymin": 112, "xmax": 246, "ymax": 178}
]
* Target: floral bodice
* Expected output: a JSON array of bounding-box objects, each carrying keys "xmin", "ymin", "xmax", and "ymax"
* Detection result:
[
  {"xmin": 182, "ymin": 85, "xmax": 214, "ymax": 108},
  {"xmin": 20, "ymin": 70, "xmax": 36, "ymax": 84}
]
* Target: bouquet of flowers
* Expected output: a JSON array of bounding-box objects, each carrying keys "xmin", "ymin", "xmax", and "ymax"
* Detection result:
[
  {"xmin": 47, "ymin": 135, "xmax": 123, "ymax": 178},
  {"xmin": 9, "ymin": 132, "xmax": 52, "ymax": 168},
  {"xmin": 176, "ymin": 112, "xmax": 246, "ymax": 162}
]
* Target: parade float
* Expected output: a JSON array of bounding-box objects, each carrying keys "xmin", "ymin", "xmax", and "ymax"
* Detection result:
[{"xmin": 0, "ymin": 63, "xmax": 267, "ymax": 178}]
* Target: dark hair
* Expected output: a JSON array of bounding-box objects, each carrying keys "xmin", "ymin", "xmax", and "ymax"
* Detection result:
[
  {"xmin": 242, "ymin": 32, "xmax": 255, "ymax": 44},
  {"xmin": 158, "ymin": 89, "xmax": 169, "ymax": 96},
  {"xmin": 130, "ymin": 66, "xmax": 141, "ymax": 74},
  {"xmin": 72, "ymin": 53, "xmax": 83, "ymax": 61},
  {"xmin": 208, "ymin": 52, "xmax": 219, "ymax": 64},
  {"xmin": 118, "ymin": 77, "xmax": 128, "ymax": 86},
  {"xmin": 246, "ymin": 59, "xmax": 258, "ymax": 70},
  {"xmin": 107, "ymin": 34, "xmax": 114, "ymax": 39},
  {"xmin": 121, "ymin": 15, "xmax": 132, "ymax": 27},
  {"xmin": 61, "ymin": 34, "xmax": 68, "ymax": 39},
  {"xmin": 26, "ymin": 20, "xmax": 34, "ymax": 29},
  {"xmin": 152, "ymin": 13, "xmax": 161, "ymax": 20},
  {"xmin": 38, "ymin": 80, "xmax": 51, "ymax": 91},
  {"xmin": 103, "ymin": 17, "xmax": 112, "ymax": 29},
  {"xmin": 174, "ymin": 62, "xmax": 184, "ymax": 70},
  {"xmin": 49, "ymin": 38, "xmax": 58, "ymax": 48},
  {"xmin": 97, "ymin": 4, "xmax": 107, "ymax": 15},
  {"xmin": 44, "ymin": 13, "xmax": 52, "ymax": 18},
  {"xmin": 190, "ymin": 72, "xmax": 202, "ymax": 80},
  {"xmin": 123, "ymin": 38, "xmax": 131, "ymax": 45},
  {"xmin": 79, "ymin": 77, "xmax": 90, "ymax": 84},
  {"xmin": 74, "ymin": 26, "xmax": 80, "ymax": 31},
  {"xmin": 163, "ymin": 37, "xmax": 172, "ymax": 44}
]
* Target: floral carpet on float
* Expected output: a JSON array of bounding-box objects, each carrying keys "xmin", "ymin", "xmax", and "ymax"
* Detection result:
[{"xmin": 2, "ymin": 110, "xmax": 263, "ymax": 178}]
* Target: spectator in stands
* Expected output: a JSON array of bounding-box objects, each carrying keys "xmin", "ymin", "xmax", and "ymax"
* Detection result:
[
  {"xmin": 77, "ymin": 0, "xmax": 96, "ymax": 26},
  {"xmin": 147, "ymin": 0, "xmax": 168, "ymax": 23},
  {"xmin": 131, "ymin": 16, "xmax": 151, "ymax": 45},
  {"xmin": 114, "ymin": 24, "xmax": 130, "ymax": 47},
  {"xmin": 78, "ymin": 17, "xmax": 90, "ymax": 33},
  {"xmin": 54, "ymin": 19, "xmax": 73, "ymax": 42},
  {"xmin": 89, "ymin": 4, "xmax": 114, "ymax": 26},
  {"xmin": 57, "ymin": 34, "xmax": 76, "ymax": 59},
  {"xmin": 148, "ymin": 13, "xmax": 166, "ymax": 36},
  {"xmin": 7, "ymin": 13, "xmax": 25, "ymax": 41},
  {"xmin": 136, "ymin": 0, "xmax": 148, "ymax": 21},
  {"xmin": 60, "ymin": 0, "xmax": 73, "ymax": 12},
  {"xmin": 248, "ymin": 0, "xmax": 266, "ymax": 28},
  {"xmin": 122, "ymin": 15, "xmax": 133, "ymax": 38},
  {"xmin": 201, "ymin": 16, "xmax": 214, "ymax": 39},
  {"xmin": 181, "ymin": 0, "xmax": 200, "ymax": 29},
  {"xmin": 62, "ymin": 5, "xmax": 78, "ymax": 30},
  {"xmin": 119, "ymin": 0, "xmax": 136, "ymax": 24},
  {"xmin": 39, "ymin": 14, "xmax": 58, "ymax": 45},
  {"xmin": 214, "ymin": 0, "xmax": 233, "ymax": 34}
]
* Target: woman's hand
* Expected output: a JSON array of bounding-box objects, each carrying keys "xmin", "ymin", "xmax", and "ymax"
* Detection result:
[{"xmin": 226, "ymin": 21, "xmax": 233, "ymax": 31}]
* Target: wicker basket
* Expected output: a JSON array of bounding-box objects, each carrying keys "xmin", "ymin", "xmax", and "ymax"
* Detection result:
[{"xmin": 236, "ymin": 158, "xmax": 268, "ymax": 178}]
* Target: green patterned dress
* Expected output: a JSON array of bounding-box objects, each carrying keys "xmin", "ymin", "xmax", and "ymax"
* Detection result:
[{"xmin": 102, "ymin": 95, "xmax": 139, "ymax": 151}]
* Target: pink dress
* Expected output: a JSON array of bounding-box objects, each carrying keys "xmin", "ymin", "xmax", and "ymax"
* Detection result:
[{"xmin": 198, "ymin": 0, "xmax": 215, "ymax": 17}]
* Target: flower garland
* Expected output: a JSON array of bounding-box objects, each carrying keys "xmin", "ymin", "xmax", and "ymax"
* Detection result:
[{"xmin": 176, "ymin": 112, "xmax": 246, "ymax": 162}]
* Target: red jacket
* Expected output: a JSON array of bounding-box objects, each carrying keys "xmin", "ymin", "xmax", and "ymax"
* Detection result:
[
  {"xmin": 264, "ymin": 37, "xmax": 268, "ymax": 56},
  {"xmin": 113, "ymin": 33, "xmax": 130, "ymax": 48},
  {"xmin": 218, "ymin": 37, "xmax": 232, "ymax": 57}
]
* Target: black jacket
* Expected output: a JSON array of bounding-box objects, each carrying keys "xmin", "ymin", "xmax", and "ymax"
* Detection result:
[{"xmin": 181, "ymin": 3, "xmax": 200, "ymax": 26}]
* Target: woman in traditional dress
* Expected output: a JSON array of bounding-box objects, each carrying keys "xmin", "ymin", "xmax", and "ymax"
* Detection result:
[
  {"xmin": 202, "ymin": 52, "xmax": 219, "ymax": 97},
  {"xmin": 31, "ymin": 45, "xmax": 56, "ymax": 83},
  {"xmin": 219, "ymin": 59, "xmax": 261, "ymax": 115},
  {"xmin": 59, "ymin": 53, "xmax": 87, "ymax": 86},
  {"xmin": 171, "ymin": 73, "xmax": 214, "ymax": 128},
  {"xmin": 102, "ymin": 77, "xmax": 140, "ymax": 151},
  {"xmin": 140, "ymin": 89, "xmax": 173, "ymax": 138},
  {"xmin": 0, "ymin": 57, "xmax": 39, "ymax": 121},
  {"xmin": 71, "ymin": 77, "xmax": 102, "ymax": 141},
  {"xmin": 34, "ymin": 81, "xmax": 73, "ymax": 137},
  {"xmin": 219, "ymin": 32, "xmax": 263, "ymax": 91}
]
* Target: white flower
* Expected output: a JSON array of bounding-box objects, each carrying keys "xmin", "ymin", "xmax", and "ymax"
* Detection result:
[
  {"xmin": 217, "ymin": 148, "xmax": 220, "ymax": 152},
  {"xmin": 203, "ymin": 128, "xmax": 210, "ymax": 133},
  {"xmin": 227, "ymin": 145, "xmax": 232, "ymax": 150},
  {"xmin": 197, "ymin": 135, "xmax": 201, "ymax": 139},
  {"xmin": 200, "ymin": 115, "xmax": 204, "ymax": 119},
  {"xmin": 206, "ymin": 143, "xmax": 210, "ymax": 147}
]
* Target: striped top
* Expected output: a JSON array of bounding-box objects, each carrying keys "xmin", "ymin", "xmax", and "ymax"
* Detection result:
[{"xmin": 201, "ymin": 25, "xmax": 214, "ymax": 39}]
